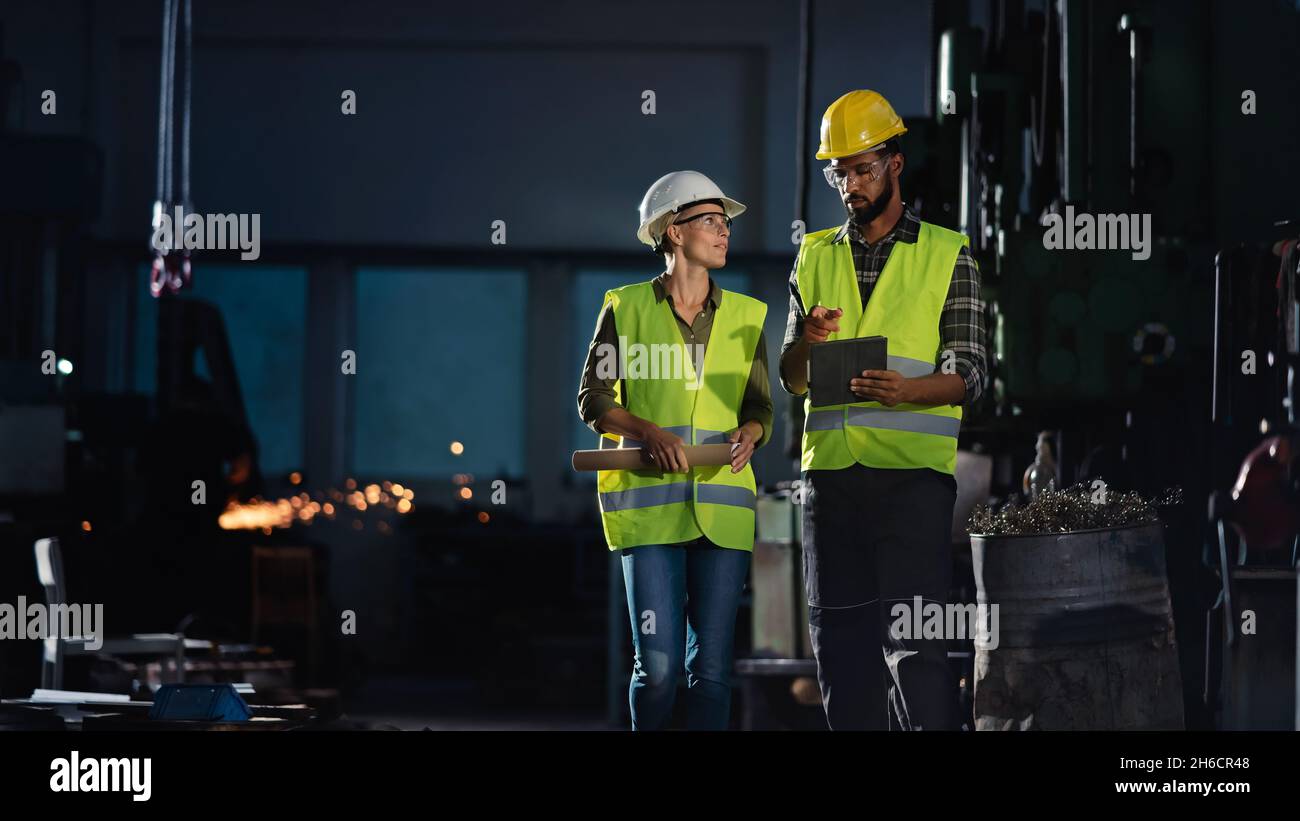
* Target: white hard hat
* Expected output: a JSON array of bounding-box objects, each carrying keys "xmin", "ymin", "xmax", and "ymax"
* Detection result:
[{"xmin": 636, "ymin": 170, "xmax": 747, "ymax": 249}]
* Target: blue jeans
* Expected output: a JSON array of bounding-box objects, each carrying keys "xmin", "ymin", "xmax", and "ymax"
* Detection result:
[{"xmin": 620, "ymin": 538, "xmax": 751, "ymax": 730}]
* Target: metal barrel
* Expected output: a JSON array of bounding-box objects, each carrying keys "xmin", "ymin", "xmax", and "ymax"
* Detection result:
[{"xmin": 971, "ymin": 521, "xmax": 1184, "ymax": 730}]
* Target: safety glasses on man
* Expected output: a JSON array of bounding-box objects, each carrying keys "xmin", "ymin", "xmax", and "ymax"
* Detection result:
[{"xmin": 823, "ymin": 152, "xmax": 894, "ymax": 189}]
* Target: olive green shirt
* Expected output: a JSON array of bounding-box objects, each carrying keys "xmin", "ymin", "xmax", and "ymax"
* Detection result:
[{"xmin": 577, "ymin": 273, "xmax": 773, "ymax": 447}]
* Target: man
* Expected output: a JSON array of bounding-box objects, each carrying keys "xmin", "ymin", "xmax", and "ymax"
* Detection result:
[{"xmin": 780, "ymin": 90, "xmax": 987, "ymax": 730}]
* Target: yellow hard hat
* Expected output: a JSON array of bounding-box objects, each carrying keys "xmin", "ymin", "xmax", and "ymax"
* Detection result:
[{"xmin": 816, "ymin": 90, "xmax": 907, "ymax": 160}]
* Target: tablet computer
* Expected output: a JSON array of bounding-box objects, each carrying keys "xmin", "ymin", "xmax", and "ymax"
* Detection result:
[{"xmin": 808, "ymin": 335, "xmax": 887, "ymax": 407}]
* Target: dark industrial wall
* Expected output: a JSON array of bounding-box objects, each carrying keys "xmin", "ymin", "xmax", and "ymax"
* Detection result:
[
  {"xmin": 3, "ymin": 0, "xmax": 932, "ymax": 251},
  {"xmin": 0, "ymin": 0, "xmax": 936, "ymax": 499}
]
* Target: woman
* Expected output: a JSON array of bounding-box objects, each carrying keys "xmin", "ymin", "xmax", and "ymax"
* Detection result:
[{"xmin": 576, "ymin": 170, "xmax": 773, "ymax": 730}]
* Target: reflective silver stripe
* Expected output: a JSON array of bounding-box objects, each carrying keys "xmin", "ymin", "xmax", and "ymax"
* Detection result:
[
  {"xmin": 599, "ymin": 482, "xmax": 691, "ymax": 512},
  {"xmin": 888, "ymin": 355, "xmax": 936, "ymax": 379},
  {"xmin": 845, "ymin": 407, "xmax": 960, "ymax": 437},
  {"xmin": 620, "ymin": 425, "xmax": 693, "ymax": 449},
  {"xmin": 805, "ymin": 410, "xmax": 845, "ymax": 431},
  {"xmin": 696, "ymin": 484, "xmax": 757, "ymax": 510},
  {"xmin": 805, "ymin": 408, "xmax": 960, "ymax": 437},
  {"xmin": 601, "ymin": 482, "xmax": 755, "ymax": 512},
  {"xmin": 695, "ymin": 428, "xmax": 731, "ymax": 445}
]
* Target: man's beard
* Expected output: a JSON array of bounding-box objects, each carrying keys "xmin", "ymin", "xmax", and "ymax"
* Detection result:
[{"xmin": 846, "ymin": 174, "xmax": 894, "ymax": 226}]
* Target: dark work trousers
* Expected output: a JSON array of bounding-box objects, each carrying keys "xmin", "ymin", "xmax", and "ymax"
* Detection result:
[{"xmin": 802, "ymin": 463, "xmax": 959, "ymax": 730}]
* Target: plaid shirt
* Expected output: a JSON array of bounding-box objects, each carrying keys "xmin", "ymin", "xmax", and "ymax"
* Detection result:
[{"xmin": 781, "ymin": 205, "xmax": 987, "ymax": 405}]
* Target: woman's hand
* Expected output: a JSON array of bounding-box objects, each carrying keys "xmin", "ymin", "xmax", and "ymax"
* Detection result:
[
  {"xmin": 727, "ymin": 421, "xmax": 763, "ymax": 473},
  {"xmin": 642, "ymin": 425, "xmax": 689, "ymax": 472}
]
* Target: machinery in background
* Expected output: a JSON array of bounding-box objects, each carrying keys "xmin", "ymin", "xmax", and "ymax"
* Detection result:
[
  {"xmin": 767, "ymin": 0, "xmax": 1275, "ymax": 730},
  {"xmin": 919, "ymin": 0, "xmax": 1277, "ymax": 729},
  {"xmin": 927, "ymin": 0, "xmax": 1214, "ymax": 475},
  {"xmin": 1204, "ymin": 231, "xmax": 1300, "ymax": 729},
  {"xmin": 0, "ymin": 24, "xmax": 288, "ymax": 689},
  {"xmin": 0, "ymin": 23, "xmax": 105, "ymax": 698}
]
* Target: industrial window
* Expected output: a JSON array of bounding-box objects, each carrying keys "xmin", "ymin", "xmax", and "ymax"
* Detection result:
[
  {"xmin": 133, "ymin": 265, "xmax": 307, "ymax": 474},
  {"xmin": 353, "ymin": 267, "xmax": 527, "ymax": 480}
]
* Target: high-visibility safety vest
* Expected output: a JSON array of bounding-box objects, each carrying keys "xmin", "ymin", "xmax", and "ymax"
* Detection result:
[
  {"xmin": 795, "ymin": 221, "xmax": 968, "ymax": 475},
  {"xmin": 596, "ymin": 281, "xmax": 767, "ymax": 552}
]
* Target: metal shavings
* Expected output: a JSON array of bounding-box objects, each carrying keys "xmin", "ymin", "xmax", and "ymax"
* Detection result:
[{"xmin": 967, "ymin": 480, "xmax": 1182, "ymax": 536}]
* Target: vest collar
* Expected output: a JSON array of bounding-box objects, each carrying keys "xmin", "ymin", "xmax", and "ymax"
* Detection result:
[
  {"xmin": 651, "ymin": 273, "xmax": 722, "ymax": 309},
  {"xmin": 832, "ymin": 205, "xmax": 921, "ymax": 247}
]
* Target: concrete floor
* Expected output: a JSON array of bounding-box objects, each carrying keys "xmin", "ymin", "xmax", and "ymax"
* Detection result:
[{"xmin": 339, "ymin": 674, "xmax": 615, "ymax": 731}]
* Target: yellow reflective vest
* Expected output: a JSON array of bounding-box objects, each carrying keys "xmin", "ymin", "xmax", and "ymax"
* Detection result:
[
  {"xmin": 795, "ymin": 221, "xmax": 968, "ymax": 475},
  {"xmin": 596, "ymin": 281, "xmax": 767, "ymax": 552}
]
